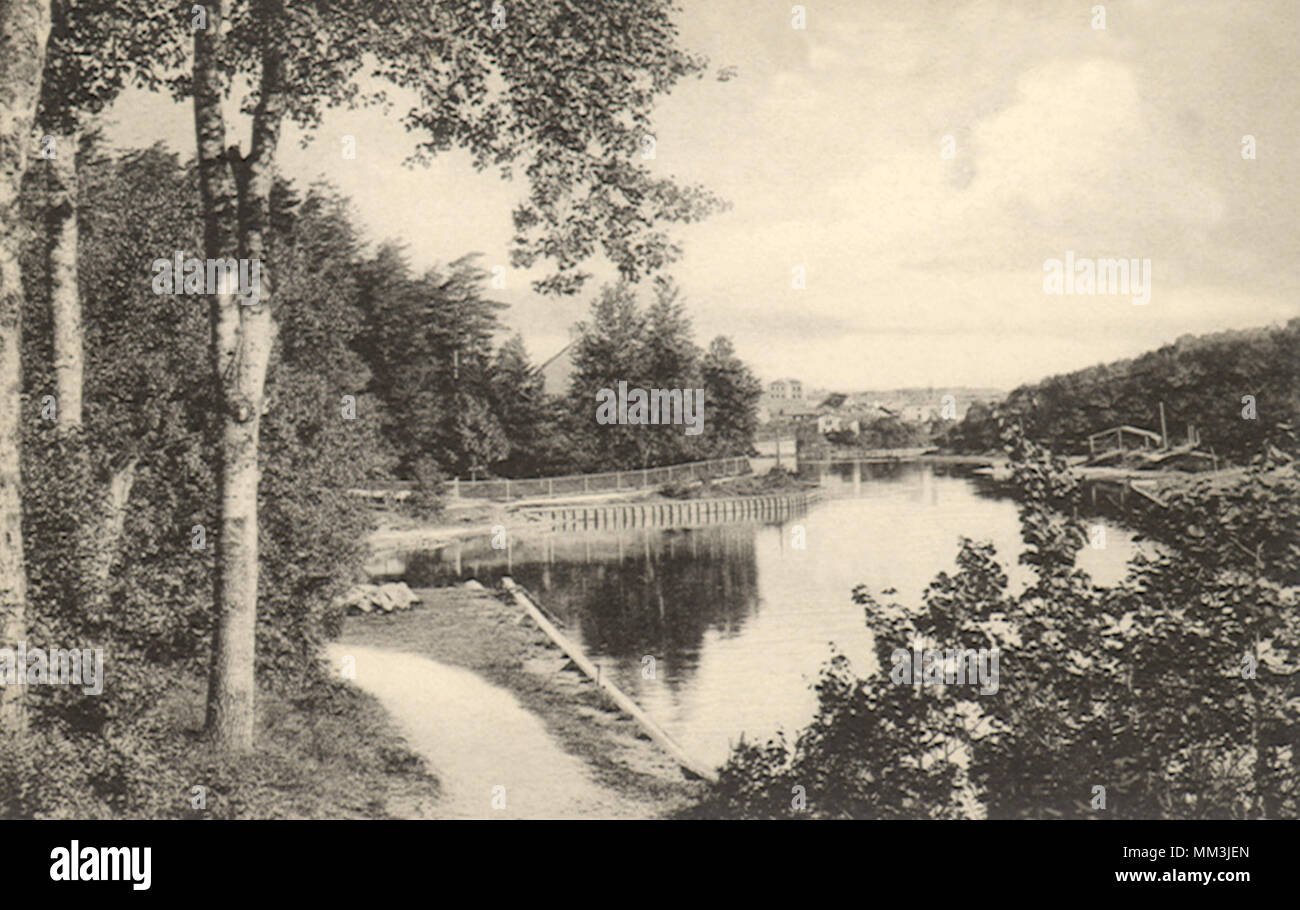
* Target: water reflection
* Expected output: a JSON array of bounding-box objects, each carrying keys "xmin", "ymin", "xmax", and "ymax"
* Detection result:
[{"xmin": 379, "ymin": 463, "xmax": 1144, "ymax": 766}]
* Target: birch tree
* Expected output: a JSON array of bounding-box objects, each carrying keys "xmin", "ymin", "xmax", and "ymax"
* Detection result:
[
  {"xmin": 32, "ymin": 6, "xmax": 177, "ymax": 621},
  {"xmin": 0, "ymin": 0, "xmax": 52, "ymax": 734},
  {"xmin": 35, "ymin": 0, "xmax": 176, "ymax": 429}
]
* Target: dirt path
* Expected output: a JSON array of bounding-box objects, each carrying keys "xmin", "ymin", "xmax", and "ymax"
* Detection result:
[{"xmin": 326, "ymin": 642, "xmax": 655, "ymax": 819}]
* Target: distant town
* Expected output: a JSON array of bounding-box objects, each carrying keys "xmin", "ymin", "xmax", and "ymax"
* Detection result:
[{"xmin": 754, "ymin": 378, "xmax": 1004, "ymax": 446}]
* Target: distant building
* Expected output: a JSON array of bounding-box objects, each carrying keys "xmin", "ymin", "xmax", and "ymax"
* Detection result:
[
  {"xmin": 539, "ymin": 341, "xmax": 575, "ymax": 397},
  {"xmin": 816, "ymin": 413, "xmax": 860, "ymax": 435},
  {"xmin": 855, "ymin": 405, "xmax": 893, "ymax": 423},
  {"xmin": 761, "ymin": 396, "xmax": 818, "ymax": 422},
  {"xmin": 768, "ymin": 378, "xmax": 803, "ymax": 400}
]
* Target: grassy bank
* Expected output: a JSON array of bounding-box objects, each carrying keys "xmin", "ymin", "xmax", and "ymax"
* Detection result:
[
  {"xmin": 339, "ymin": 585, "xmax": 707, "ymax": 817},
  {"xmin": 1, "ymin": 672, "xmax": 440, "ymax": 819}
]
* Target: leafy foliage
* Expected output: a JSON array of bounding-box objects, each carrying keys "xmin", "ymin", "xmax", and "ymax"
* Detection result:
[
  {"xmin": 563, "ymin": 280, "xmax": 760, "ymax": 472},
  {"xmin": 21, "ymin": 146, "xmax": 387, "ymax": 694},
  {"xmin": 694, "ymin": 431, "xmax": 1300, "ymax": 819}
]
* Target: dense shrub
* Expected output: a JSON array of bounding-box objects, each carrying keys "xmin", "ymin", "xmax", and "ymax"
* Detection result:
[{"xmin": 6, "ymin": 146, "xmax": 397, "ymax": 817}]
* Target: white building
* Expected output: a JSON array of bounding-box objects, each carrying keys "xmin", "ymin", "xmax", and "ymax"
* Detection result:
[
  {"xmin": 816, "ymin": 414, "xmax": 860, "ymax": 435},
  {"xmin": 767, "ymin": 378, "xmax": 803, "ymax": 400}
]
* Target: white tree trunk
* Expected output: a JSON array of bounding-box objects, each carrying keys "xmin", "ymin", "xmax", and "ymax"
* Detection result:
[
  {"xmin": 195, "ymin": 0, "xmax": 284, "ymax": 752},
  {"xmin": 0, "ymin": 0, "xmax": 53, "ymax": 734},
  {"xmin": 46, "ymin": 128, "xmax": 81, "ymax": 428}
]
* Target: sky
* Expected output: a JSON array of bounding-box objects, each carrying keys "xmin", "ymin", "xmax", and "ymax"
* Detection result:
[{"xmin": 103, "ymin": 0, "xmax": 1299, "ymax": 392}]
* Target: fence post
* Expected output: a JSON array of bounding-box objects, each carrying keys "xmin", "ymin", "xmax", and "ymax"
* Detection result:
[
  {"xmin": 505, "ymin": 479, "xmax": 511, "ymax": 499},
  {"xmin": 548, "ymin": 478, "xmax": 554, "ymax": 497},
  {"xmin": 452, "ymin": 477, "xmax": 459, "ymax": 498}
]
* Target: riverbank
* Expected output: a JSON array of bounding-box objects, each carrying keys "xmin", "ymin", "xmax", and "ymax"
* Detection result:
[
  {"xmin": 364, "ymin": 465, "xmax": 809, "ymax": 556},
  {"xmin": 337, "ymin": 584, "xmax": 708, "ymax": 818}
]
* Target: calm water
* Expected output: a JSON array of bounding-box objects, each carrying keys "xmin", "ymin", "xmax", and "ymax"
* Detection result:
[{"xmin": 384, "ymin": 463, "xmax": 1144, "ymax": 768}]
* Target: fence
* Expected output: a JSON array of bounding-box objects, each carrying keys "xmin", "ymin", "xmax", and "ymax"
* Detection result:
[
  {"xmin": 350, "ymin": 455, "xmax": 753, "ymax": 502},
  {"xmin": 448, "ymin": 456, "xmax": 752, "ymax": 500}
]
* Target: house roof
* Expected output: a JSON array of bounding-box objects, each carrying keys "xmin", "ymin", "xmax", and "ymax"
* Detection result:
[{"xmin": 539, "ymin": 341, "xmax": 575, "ymax": 396}]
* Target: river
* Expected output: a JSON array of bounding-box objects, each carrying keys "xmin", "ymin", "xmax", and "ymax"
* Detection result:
[{"xmin": 382, "ymin": 462, "xmax": 1146, "ymax": 769}]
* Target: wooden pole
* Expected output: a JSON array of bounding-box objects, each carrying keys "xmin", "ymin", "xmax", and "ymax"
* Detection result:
[
  {"xmin": 502, "ymin": 577, "xmax": 718, "ymax": 784},
  {"xmin": 1159, "ymin": 402, "xmax": 1169, "ymax": 450}
]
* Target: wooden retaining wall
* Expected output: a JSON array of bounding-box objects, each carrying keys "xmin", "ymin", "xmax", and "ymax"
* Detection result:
[{"xmin": 518, "ymin": 490, "xmax": 818, "ymax": 533}]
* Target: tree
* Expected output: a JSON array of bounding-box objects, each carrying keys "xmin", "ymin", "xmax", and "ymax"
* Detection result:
[
  {"xmin": 180, "ymin": 0, "xmax": 723, "ymax": 749},
  {"xmin": 20, "ymin": 149, "xmax": 394, "ymax": 716},
  {"xmin": 489, "ymin": 333, "xmax": 556, "ymax": 476},
  {"xmin": 567, "ymin": 283, "xmax": 648, "ymax": 470},
  {"xmin": 22, "ymin": 8, "xmax": 182, "ymax": 637},
  {"xmin": 564, "ymin": 281, "xmax": 762, "ymax": 470},
  {"xmin": 0, "ymin": 0, "xmax": 53, "ymax": 734},
  {"xmin": 946, "ymin": 399, "xmax": 999, "ymax": 453},
  {"xmin": 640, "ymin": 277, "xmax": 701, "ymax": 465},
  {"xmin": 35, "ymin": 0, "xmax": 177, "ymax": 430},
  {"xmin": 354, "ymin": 250, "xmax": 508, "ymax": 478},
  {"xmin": 699, "ymin": 335, "xmax": 761, "ymax": 457}
]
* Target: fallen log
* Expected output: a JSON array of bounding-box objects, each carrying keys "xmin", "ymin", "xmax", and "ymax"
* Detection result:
[{"xmin": 501, "ymin": 576, "xmax": 719, "ymax": 784}]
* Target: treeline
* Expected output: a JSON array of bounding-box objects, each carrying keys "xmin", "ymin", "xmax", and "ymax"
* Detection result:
[
  {"xmin": 355, "ymin": 260, "xmax": 762, "ymax": 483},
  {"xmin": 947, "ymin": 320, "xmax": 1300, "ymax": 459},
  {"xmin": 561, "ymin": 280, "xmax": 762, "ymax": 473}
]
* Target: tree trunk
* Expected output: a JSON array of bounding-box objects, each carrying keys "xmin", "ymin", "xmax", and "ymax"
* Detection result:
[
  {"xmin": 75, "ymin": 455, "xmax": 137, "ymax": 613},
  {"xmin": 0, "ymin": 0, "xmax": 53, "ymax": 735},
  {"xmin": 196, "ymin": 0, "xmax": 284, "ymax": 752},
  {"xmin": 46, "ymin": 128, "xmax": 80, "ymax": 428},
  {"xmin": 45, "ymin": 128, "xmax": 133, "ymax": 614},
  {"xmin": 193, "ymin": 0, "xmax": 248, "ymax": 751}
]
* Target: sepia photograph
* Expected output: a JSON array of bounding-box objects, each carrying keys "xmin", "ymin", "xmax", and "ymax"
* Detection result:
[{"xmin": 0, "ymin": 0, "xmax": 1294, "ymax": 892}]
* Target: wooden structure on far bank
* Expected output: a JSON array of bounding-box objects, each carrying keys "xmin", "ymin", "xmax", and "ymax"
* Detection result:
[{"xmin": 1086, "ymin": 424, "xmax": 1163, "ymax": 461}]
